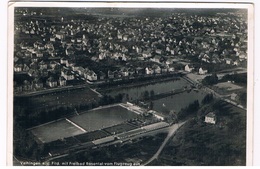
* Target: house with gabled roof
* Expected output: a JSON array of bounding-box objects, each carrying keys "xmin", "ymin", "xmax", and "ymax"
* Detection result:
[
  {"xmin": 61, "ymin": 70, "xmax": 75, "ymax": 81},
  {"xmin": 86, "ymin": 70, "xmax": 97, "ymax": 81},
  {"xmin": 98, "ymin": 71, "xmax": 106, "ymax": 80},
  {"xmin": 120, "ymin": 67, "xmax": 129, "ymax": 77},
  {"xmin": 33, "ymin": 78, "xmax": 43, "ymax": 89},
  {"xmin": 205, "ymin": 112, "xmax": 216, "ymax": 124},
  {"xmin": 23, "ymin": 64, "xmax": 30, "ymax": 72},
  {"xmin": 142, "ymin": 50, "xmax": 152, "ymax": 58},
  {"xmin": 185, "ymin": 64, "xmax": 194, "ymax": 72},
  {"xmin": 14, "ymin": 64, "xmax": 23, "ymax": 72},
  {"xmin": 59, "ymin": 76, "xmax": 67, "ymax": 86},
  {"xmin": 199, "ymin": 67, "xmax": 208, "ymax": 75},
  {"xmin": 152, "ymin": 64, "xmax": 161, "ymax": 74},
  {"xmin": 39, "ymin": 60, "xmax": 48, "ymax": 70},
  {"xmin": 145, "ymin": 67, "xmax": 154, "ymax": 75},
  {"xmin": 22, "ymin": 80, "xmax": 33, "ymax": 91},
  {"xmin": 46, "ymin": 76, "xmax": 58, "ymax": 88},
  {"xmin": 166, "ymin": 64, "xmax": 174, "ymax": 72},
  {"xmin": 49, "ymin": 61, "xmax": 57, "ymax": 69},
  {"xmin": 60, "ymin": 57, "xmax": 68, "ymax": 65},
  {"xmin": 108, "ymin": 70, "xmax": 114, "ymax": 79},
  {"xmin": 150, "ymin": 55, "xmax": 161, "ymax": 64}
]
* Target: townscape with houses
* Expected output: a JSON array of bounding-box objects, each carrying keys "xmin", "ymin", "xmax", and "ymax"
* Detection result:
[{"xmin": 14, "ymin": 8, "xmax": 247, "ymax": 93}]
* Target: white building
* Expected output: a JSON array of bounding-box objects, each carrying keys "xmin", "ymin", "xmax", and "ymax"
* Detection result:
[
  {"xmin": 205, "ymin": 112, "xmax": 216, "ymax": 124},
  {"xmin": 185, "ymin": 65, "xmax": 194, "ymax": 72},
  {"xmin": 199, "ymin": 67, "xmax": 208, "ymax": 75}
]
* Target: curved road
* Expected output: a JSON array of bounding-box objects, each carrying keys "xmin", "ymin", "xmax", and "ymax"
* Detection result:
[{"xmin": 142, "ymin": 121, "xmax": 186, "ymax": 166}]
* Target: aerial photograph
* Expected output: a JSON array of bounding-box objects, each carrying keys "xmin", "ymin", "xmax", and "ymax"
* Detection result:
[{"xmin": 12, "ymin": 6, "xmax": 248, "ymax": 166}]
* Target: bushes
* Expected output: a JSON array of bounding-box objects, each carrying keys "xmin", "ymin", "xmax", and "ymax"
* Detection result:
[
  {"xmin": 202, "ymin": 93, "xmax": 214, "ymax": 104},
  {"xmin": 202, "ymin": 73, "xmax": 218, "ymax": 86},
  {"xmin": 221, "ymin": 73, "xmax": 247, "ymax": 85},
  {"xmin": 178, "ymin": 100, "xmax": 200, "ymax": 120}
]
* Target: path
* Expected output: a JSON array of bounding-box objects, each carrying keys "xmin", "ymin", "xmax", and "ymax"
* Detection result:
[{"xmin": 142, "ymin": 121, "xmax": 186, "ymax": 166}]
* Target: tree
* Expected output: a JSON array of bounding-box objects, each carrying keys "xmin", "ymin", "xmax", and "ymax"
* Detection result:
[
  {"xmin": 178, "ymin": 100, "xmax": 200, "ymax": 120},
  {"xmin": 149, "ymin": 101, "xmax": 154, "ymax": 110},
  {"xmin": 202, "ymin": 93, "xmax": 214, "ymax": 104},
  {"xmin": 202, "ymin": 73, "xmax": 218, "ymax": 85},
  {"xmin": 238, "ymin": 92, "xmax": 247, "ymax": 107},
  {"xmin": 143, "ymin": 90, "xmax": 150, "ymax": 100},
  {"xmin": 150, "ymin": 90, "xmax": 155, "ymax": 99}
]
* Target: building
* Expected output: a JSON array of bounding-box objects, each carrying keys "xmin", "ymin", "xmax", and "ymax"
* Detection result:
[
  {"xmin": 62, "ymin": 70, "xmax": 75, "ymax": 81},
  {"xmin": 205, "ymin": 112, "xmax": 216, "ymax": 124},
  {"xmin": 225, "ymin": 58, "xmax": 232, "ymax": 65},
  {"xmin": 22, "ymin": 80, "xmax": 33, "ymax": 91},
  {"xmin": 33, "ymin": 78, "xmax": 43, "ymax": 89},
  {"xmin": 56, "ymin": 32, "xmax": 66, "ymax": 40},
  {"xmin": 145, "ymin": 67, "xmax": 154, "ymax": 75},
  {"xmin": 198, "ymin": 67, "xmax": 208, "ymax": 75},
  {"xmin": 185, "ymin": 64, "xmax": 194, "ymax": 72},
  {"xmin": 120, "ymin": 68, "xmax": 129, "ymax": 77},
  {"xmin": 39, "ymin": 60, "xmax": 48, "ymax": 70},
  {"xmin": 230, "ymin": 93, "xmax": 238, "ymax": 100},
  {"xmin": 59, "ymin": 76, "xmax": 67, "ymax": 86},
  {"xmin": 46, "ymin": 76, "xmax": 58, "ymax": 88},
  {"xmin": 86, "ymin": 70, "xmax": 97, "ymax": 81},
  {"xmin": 60, "ymin": 57, "xmax": 68, "ymax": 65},
  {"xmin": 108, "ymin": 70, "xmax": 114, "ymax": 79},
  {"xmin": 152, "ymin": 64, "xmax": 161, "ymax": 74},
  {"xmin": 150, "ymin": 55, "xmax": 161, "ymax": 63},
  {"xmin": 14, "ymin": 64, "xmax": 23, "ymax": 72}
]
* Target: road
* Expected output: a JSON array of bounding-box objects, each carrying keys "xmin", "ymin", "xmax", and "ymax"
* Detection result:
[
  {"xmin": 14, "ymin": 84, "xmax": 89, "ymax": 97},
  {"xmin": 142, "ymin": 121, "xmax": 186, "ymax": 166},
  {"xmin": 202, "ymin": 86, "xmax": 246, "ymax": 111}
]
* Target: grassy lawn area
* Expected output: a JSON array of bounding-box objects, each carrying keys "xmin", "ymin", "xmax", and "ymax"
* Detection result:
[
  {"xmin": 214, "ymin": 82, "xmax": 243, "ymax": 91},
  {"xmin": 15, "ymin": 87, "xmax": 100, "ymax": 112},
  {"xmin": 29, "ymin": 119, "xmax": 84, "ymax": 143}
]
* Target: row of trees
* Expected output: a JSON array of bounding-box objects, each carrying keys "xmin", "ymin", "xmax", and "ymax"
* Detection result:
[
  {"xmin": 178, "ymin": 100, "xmax": 200, "ymax": 121},
  {"xmin": 221, "ymin": 73, "xmax": 247, "ymax": 85},
  {"xmin": 202, "ymin": 72, "xmax": 247, "ymax": 87}
]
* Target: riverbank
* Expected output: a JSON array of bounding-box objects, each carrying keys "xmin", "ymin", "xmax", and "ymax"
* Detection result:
[{"xmin": 97, "ymin": 75, "xmax": 181, "ymax": 93}]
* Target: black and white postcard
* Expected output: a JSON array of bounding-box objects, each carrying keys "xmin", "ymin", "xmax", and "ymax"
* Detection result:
[{"xmin": 7, "ymin": 1, "xmax": 254, "ymax": 166}]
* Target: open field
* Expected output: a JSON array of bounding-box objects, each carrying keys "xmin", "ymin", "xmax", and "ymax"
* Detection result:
[
  {"xmin": 69, "ymin": 105, "xmax": 139, "ymax": 132},
  {"xmin": 30, "ymin": 119, "xmax": 84, "ymax": 143},
  {"xmin": 186, "ymin": 73, "xmax": 207, "ymax": 83},
  {"xmin": 214, "ymin": 82, "xmax": 243, "ymax": 91},
  {"xmin": 16, "ymin": 87, "xmax": 100, "ymax": 112}
]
